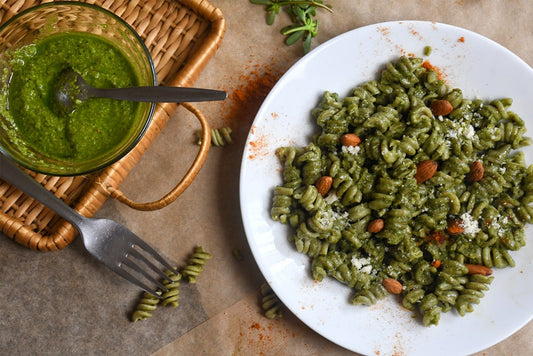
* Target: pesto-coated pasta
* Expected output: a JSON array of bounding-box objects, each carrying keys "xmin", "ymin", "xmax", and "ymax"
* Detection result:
[
  {"xmin": 161, "ymin": 269, "xmax": 181, "ymax": 308},
  {"xmin": 270, "ymin": 56, "xmax": 532, "ymax": 326},
  {"xmin": 131, "ymin": 291, "xmax": 161, "ymax": 322},
  {"xmin": 130, "ymin": 246, "xmax": 212, "ymax": 322},
  {"xmin": 260, "ymin": 283, "xmax": 283, "ymax": 319},
  {"xmin": 197, "ymin": 127, "xmax": 233, "ymax": 146},
  {"xmin": 131, "ymin": 270, "xmax": 182, "ymax": 320},
  {"xmin": 182, "ymin": 246, "xmax": 212, "ymax": 283}
]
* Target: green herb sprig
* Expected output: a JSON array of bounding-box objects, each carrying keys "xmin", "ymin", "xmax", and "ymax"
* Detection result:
[{"xmin": 250, "ymin": 0, "xmax": 333, "ymax": 54}]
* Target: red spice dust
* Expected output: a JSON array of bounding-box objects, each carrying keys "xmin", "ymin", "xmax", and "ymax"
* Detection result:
[
  {"xmin": 377, "ymin": 26, "xmax": 390, "ymax": 36},
  {"xmin": 458, "ymin": 36, "xmax": 465, "ymax": 43},
  {"xmin": 425, "ymin": 230, "xmax": 448, "ymax": 245},
  {"xmin": 216, "ymin": 60, "xmax": 283, "ymax": 161},
  {"xmin": 422, "ymin": 60, "xmax": 447, "ymax": 81},
  {"xmin": 220, "ymin": 62, "xmax": 282, "ymax": 129},
  {"xmin": 243, "ymin": 320, "xmax": 296, "ymax": 355},
  {"xmin": 248, "ymin": 132, "xmax": 269, "ymax": 160}
]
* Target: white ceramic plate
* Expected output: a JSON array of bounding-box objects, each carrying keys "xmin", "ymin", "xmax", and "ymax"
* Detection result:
[{"xmin": 239, "ymin": 21, "xmax": 533, "ymax": 356}]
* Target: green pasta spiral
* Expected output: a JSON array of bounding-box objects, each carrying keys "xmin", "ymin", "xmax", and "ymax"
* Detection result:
[
  {"xmin": 182, "ymin": 246, "xmax": 212, "ymax": 283},
  {"xmin": 270, "ymin": 55, "xmax": 533, "ymax": 326},
  {"xmin": 351, "ymin": 282, "xmax": 389, "ymax": 306},
  {"xmin": 161, "ymin": 269, "xmax": 182, "ymax": 308},
  {"xmin": 131, "ymin": 291, "xmax": 161, "ymax": 322},
  {"xmin": 260, "ymin": 283, "xmax": 283, "ymax": 319},
  {"xmin": 130, "ymin": 246, "xmax": 213, "ymax": 321},
  {"xmin": 197, "ymin": 127, "xmax": 233, "ymax": 146}
]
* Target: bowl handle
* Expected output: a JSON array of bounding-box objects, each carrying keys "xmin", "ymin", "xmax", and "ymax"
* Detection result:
[{"xmin": 106, "ymin": 102, "xmax": 211, "ymax": 210}]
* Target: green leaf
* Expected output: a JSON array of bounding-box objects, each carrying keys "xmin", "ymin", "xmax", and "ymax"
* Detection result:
[
  {"xmin": 303, "ymin": 33, "xmax": 312, "ymax": 53},
  {"xmin": 266, "ymin": 11, "xmax": 276, "ymax": 25},
  {"xmin": 285, "ymin": 30, "xmax": 305, "ymax": 46},
  {"xmin": 250, "ymin": 0, "xmax": 333, "ymax": 55}
]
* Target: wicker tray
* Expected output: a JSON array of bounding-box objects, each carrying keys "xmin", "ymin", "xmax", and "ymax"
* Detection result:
[{"xmin": 0, "ymin": 0, "xmax": 225, "ymax": 251}]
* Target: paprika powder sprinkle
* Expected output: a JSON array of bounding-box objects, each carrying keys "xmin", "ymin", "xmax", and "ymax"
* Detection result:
[
  {"xmin": 220, "ymin": 61, "xmax": 282, "ymax": 128},
  {"xmin": 425, "ymin": 230, "xmax": 449, "ymax": 245},
  {"xmin": 240, "ymin": 317, "xmax": 296, "ymax": 355},
  {"xmin": 248, "ymin": 132, "xmax": 269, "ymax": 160},
  {"xmin": 218, "ymin": 59, "xmax": 286, "ymax": 161},
  {"xmin": 422, "ymin": 60, "xmax": 447, "ymax": 81}
]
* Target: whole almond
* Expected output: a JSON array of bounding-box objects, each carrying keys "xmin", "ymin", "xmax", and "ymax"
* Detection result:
[
  {"xmin": 447, "ymin": 218, "xmax": 465, "ymax": 235},
  {"xmin": 430, "ymin": 99, "xmax": 454, "ymax": 116},
  {"xmin": 466, "ymin": 160, "xmax": 484, "ymax": 182},
  {"xmin": 315, "ymin": 176, "xmax": 333, "ymax": 196},
  {"xmin": 382, "ymin": 278, "xmax": 403, "ymax": 294},
  {"xmin": 367, "ymin": 218, "xmax": 384, "ymax": 233},
  {"xmin": 341, "ymin": 133, "xmax": 361, "ymax": 147},
  {"xmin": 465, "ymin": 263, "xmax": 493, "ymax": 276},
  {"xmin": 414, "ymin": 159, "xmax": 438, "ymax": 184}
]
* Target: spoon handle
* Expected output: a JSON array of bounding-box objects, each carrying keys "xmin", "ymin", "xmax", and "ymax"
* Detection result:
[{"xmin": 90, "ymin": 86, "xmax": 227, "ymax": 103}]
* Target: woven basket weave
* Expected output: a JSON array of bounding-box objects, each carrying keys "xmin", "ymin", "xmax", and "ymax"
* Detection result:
[{"xmin": 0, "ymin": 0, "xmax": 225, "ymax": 251}]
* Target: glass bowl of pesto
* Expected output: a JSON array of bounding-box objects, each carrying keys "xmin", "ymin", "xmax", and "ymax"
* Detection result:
[{"xmin": 0, "ymin": 2, "xmax": 156, "ymax": 176}]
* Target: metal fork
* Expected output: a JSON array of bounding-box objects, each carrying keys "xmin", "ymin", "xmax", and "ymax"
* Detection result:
[{"xmin": 0, "ymin": 153, "xmax": 178, "ymax": 297}]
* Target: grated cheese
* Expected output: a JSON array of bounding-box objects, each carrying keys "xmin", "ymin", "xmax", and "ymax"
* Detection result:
[
  {"xmin": 342, "ymin": 145, "xmax": 360, "ymax": 155},
  {"xmin": 351, "ymin": 256, "xmax": 373, "ymax": 274},
  {"xmin": 447, "ymin": 123, "xmax": 476, "ymax": 140},
  {"xmin": 490, "ymin": 216, "xmax": 509, "ymax": 236},
  {"xmin": 463, "ymin": 125, "xmax": 475, "ymax": 139},
  {"xmin": 324, "ymin": 190, "xmax": 339, "ymax": 204},
  {"xmin": 460, "ymin": 212, "xmax": 481, "ymax": 236},
  {"xmin": 316, "ymin": 211, "xmax": 334, "ymax": 228}
]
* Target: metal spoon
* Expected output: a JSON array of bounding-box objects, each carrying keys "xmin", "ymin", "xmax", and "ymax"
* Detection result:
[{"xmin": 54, "ymin": 67, "xmax": 227, "ymax": 114}]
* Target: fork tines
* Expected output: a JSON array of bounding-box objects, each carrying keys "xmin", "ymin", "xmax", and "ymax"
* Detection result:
[{"xmin": 117, "ymin": 238, "xmax": 180, "ymax": 297}]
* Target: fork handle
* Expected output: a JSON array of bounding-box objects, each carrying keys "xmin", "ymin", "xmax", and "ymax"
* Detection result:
[{"xmin": 0, "ymin": 154, "xmax": 85, "ymax": 227}]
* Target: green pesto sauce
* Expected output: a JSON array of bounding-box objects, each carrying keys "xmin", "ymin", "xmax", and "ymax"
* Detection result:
[{"xmin": 5, "ymin": 32, "xmax": 140, "ymax": 161}]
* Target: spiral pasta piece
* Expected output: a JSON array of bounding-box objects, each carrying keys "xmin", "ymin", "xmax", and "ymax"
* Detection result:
[
  {"xmin": 351, "ymin": 282, "xmax": 389, "ymax": 306},
  {"xmin": 131, "ymin": 291, "xmax": 161, "ymax": 322},
  {"xmin": 401, "ymin": 280, "xmax": 425, "ymax": 310},
  {"xmin": 276, "ymin": 146, "xmax": 303, "ymax": 187},
  {"xmin": 271, "ymin": 186, "xmax": 294, "ymax": 223},
  {"xmin": 456, "ymin": 274, "xmax": 494, "ymax": 316},
  {"xmin": 260, "ymin": 283, "xmax": 283, "ymax": 319},
  {"xmin": 295, "ymin": 143, "xmax": 323, "ymax": 185},
  {"xmin": 292, "ymin": 232, "xmax": 332, "ymax": 257},
  {"xmin": 419, "ymin": 293, "xmax": 442, "ymax": 326},
  {"xmin": 161, "ymin": 269, "xmax": 181, "ymax": 308},
  {"xmin": 182, "ymin": 246, "xmax": 212, "ymax": 283},
  {"xmin": 294, "ymin": 185, "xmax": 327, "ymax": 213},
  {"xmin": 197, "ymin": 127, "xmax": 233, "ymax": 146}
]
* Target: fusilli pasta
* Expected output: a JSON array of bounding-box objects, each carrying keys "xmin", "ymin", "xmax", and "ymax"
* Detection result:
[
  {"xmin": 131, "ymin": 291, "xmax": 161, "ymax": 322},
  {"xmin": 270, "ymin": 55, "xmax": 532, "ymax": 326},
  {"xmin": 131, "ymin": 246, "xmax": 211, "ymax": 321},
  {"xmin": 260, "ymin": 283, "xmax": 283, "ymax": 319},
  {"xmin": 161, "ymin": 269, "xmax": 181, "ymax": 308},
  {"xmin": 197, "ymin": 127, "xmax": 233, "ymax": 146},
  {"xmin": 182, "ymin": 246, "xmax": 212, "ymax": 283}
]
